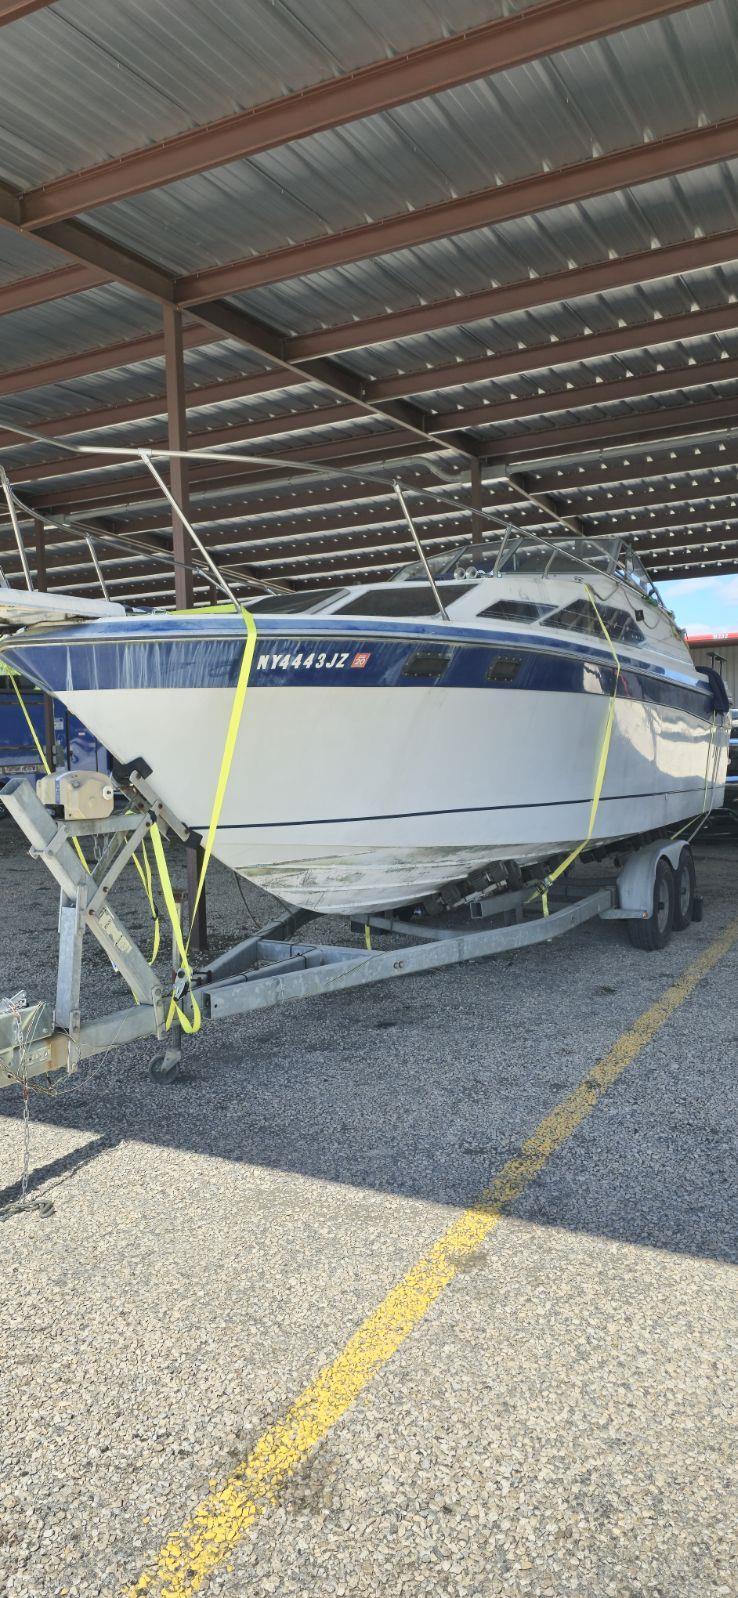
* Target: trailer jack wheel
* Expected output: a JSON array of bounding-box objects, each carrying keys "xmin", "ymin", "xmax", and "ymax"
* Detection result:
[{"xmin": 149, "ymin": 1046, "xmax": 183, "ymax": 1084}]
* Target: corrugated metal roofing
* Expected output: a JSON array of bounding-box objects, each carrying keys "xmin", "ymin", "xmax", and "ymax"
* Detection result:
[
  {"xmin": 231, "ymin": 159, "xmax": 738, "ymax": 345},
  {"xmin": 0, "ymin": 230, "xmax": 67, "ymax": 285},
  {"xmin": 0, "ymin": 285, "xmax": 162, "ymax": 375},
  {"xmin": 62, "ymin": 0, "xmax": 738, "ymax": 276},
  {"xmin": 0, "ymin": 0, "xmax": 737, "ymax": 595},
  {"xmin": 0, "ymin": 0, "xmax": 506, "ymax": 188}
]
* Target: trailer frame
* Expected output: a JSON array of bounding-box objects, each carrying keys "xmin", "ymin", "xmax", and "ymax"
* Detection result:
[{"xmin": 0, "ymin": 773, "xmax": 697, "ymax": 1091}]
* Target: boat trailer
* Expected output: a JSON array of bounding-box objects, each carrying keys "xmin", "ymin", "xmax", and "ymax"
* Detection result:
[{"xmin": 0, "ymin": 772, "xmax": 700, "ymax": 1090}]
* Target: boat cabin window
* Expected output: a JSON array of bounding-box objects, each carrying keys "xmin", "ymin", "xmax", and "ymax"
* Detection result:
[
  {"xmin": 486, "ymin": 656, "xmax": 522, "ymax": 683},
  {"xmin": 246, "ymin": 588, "xmax": 346, "ymax": 614},
  {"xmin": 546, "ymin": 599, "xmax": 644, "ymax": 645},
  {"xmin": 335, "ymin": 583, "xmax": 473, "ymax": 617},
  {"xmin": 402, "ymin": 647, "xmax": 454, "ymax": 679},
  {"xmin": 478, "ymin": 599, "xmax": 553, "ymax": 623}
]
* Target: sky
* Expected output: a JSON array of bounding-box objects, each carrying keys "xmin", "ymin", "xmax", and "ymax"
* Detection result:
[{"xmin": 658, "ymin": 574, "xmax": 738, "ymax": 638}]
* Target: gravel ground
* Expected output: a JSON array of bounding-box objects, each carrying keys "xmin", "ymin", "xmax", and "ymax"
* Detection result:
[{"xmin": 0, "ymin": 819, "xmax": 735, "ymax": 1597}]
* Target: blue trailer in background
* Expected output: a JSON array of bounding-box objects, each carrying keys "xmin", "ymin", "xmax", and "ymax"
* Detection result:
[{"xmin": 0, "ymin": 680, "xmax": 109, "ymax": 781}]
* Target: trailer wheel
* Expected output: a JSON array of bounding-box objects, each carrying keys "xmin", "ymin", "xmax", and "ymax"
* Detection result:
[
  {"xmin": 673, "ymin": 847, "xmax": 696, "ymax": 932},
  {"xmin": 627, "ymin": 857, "xmax": 675, "ymax": 951}
]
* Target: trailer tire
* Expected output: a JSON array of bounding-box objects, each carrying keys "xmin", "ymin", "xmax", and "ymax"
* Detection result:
[
  {"xmin": 673, "ymin": 847, "xmax": 696, "ymax": 932},
  {"xmin": 627, "ymin": 857, "xmax": 675, "ymax": 950}
]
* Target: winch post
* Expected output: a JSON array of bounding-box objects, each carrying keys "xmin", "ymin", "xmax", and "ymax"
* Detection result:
[{"xmin": 1, "ymin": 778, "xmax": 166, "ymax": 1066}]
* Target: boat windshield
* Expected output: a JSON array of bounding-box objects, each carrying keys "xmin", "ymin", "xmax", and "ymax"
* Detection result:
[
  {"xmin": 246, "ymin": 587, "xmax": 347, "ymax": 614},
  {"xmin": 392, "ymin": 535, "xmax": 661, "ymax": 600}
]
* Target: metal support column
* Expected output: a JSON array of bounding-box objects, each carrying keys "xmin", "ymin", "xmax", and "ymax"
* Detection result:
[
  {"xmin": 162, "ymin": 304, "xmax": 194, "ymax": 612},
  {"xmin": 33, "ymin": 518, "xmax": 56, "ymax": 770},
  {"xmin": 470, "ymin": 457, "xmax": 484, "ymax": 540},
  {"xmin": 162, "ymin": 304, "xmax": 208, "ymax": 952}
]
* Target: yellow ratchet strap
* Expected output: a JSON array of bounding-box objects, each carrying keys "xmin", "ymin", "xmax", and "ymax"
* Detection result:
[
  {"xmin": 670, "ymin": 706, "xmax": 719, "ymax": 842},
  {"xmin": 532, "ymin": 585, "xmax": 621, "ymax": 916},
  {"xmin": 702, "ymin": 709, "xmax": 718, "ymax": 810},
  {"xmin": 152, "ymin": 606, "xmax": 258, "ymax": 1033},
  {"xmin": 149, "ymin": 821, "xmax": 201, "ymax": 1034},
  {"xmin": 129, "ymin": 837, "xmax": 161, "ymax": 965},
  {"xmin": 9, "ymin": 673, "xmax": 90, "ymax": 873}
]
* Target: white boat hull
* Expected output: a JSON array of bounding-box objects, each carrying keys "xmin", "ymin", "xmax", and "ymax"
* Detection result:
[{"xmin": 58, "ymin": 680, "xmax": 726, "ymax": 914}]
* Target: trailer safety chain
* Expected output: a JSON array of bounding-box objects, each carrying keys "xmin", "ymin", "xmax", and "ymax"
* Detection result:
[
  {"xmin": 530, "ymin": 585, "xmax": 621, "ymax": 916},
  {"xmin": 148, "ymin": 605, "xmax": 258, "ymax": 1034}
]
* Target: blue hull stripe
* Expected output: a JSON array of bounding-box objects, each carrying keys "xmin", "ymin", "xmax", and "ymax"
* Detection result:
[
  {"xmin": 191, "ymin": 785, "xmax": 709, "ymax": 832},
  {"xmin": 1, "ymin": 624, "xmax": 715, "ymax": 725}
]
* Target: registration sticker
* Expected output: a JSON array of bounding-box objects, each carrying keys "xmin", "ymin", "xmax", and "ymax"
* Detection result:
[{"xmin": 351, "ymin": 651, "xmax": 371, "ymax": 669}]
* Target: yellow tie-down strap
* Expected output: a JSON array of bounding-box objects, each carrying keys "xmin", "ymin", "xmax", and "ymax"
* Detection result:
[
  {"xmin": 531, "ymin": 585, "xmax": 621, "ymax": 916},
  {"xmin": 150, "ymin": 607, "xmax": 258, "ymax": 1034}
]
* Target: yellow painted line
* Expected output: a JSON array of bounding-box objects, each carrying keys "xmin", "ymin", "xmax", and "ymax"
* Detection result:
[{"xmin": 127, "ymin": 914, "xmax": 738, "ymax": 1598}]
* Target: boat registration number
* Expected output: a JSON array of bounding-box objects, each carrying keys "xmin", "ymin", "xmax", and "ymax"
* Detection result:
[{"xmin": 256, "ymin": 650, "xmax": 370, "ymax": 672}]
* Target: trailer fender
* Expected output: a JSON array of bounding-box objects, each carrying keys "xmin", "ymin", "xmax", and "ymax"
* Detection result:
[{"xmin": 609, "ymin": 838, "xmax": 690, "ymax": 920}]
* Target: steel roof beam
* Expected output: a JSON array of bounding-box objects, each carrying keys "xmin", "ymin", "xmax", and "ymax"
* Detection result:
[
  {"xmin": 3, "ymin": 225, "xmax": 738, "ymax": 414},
  {"xmin": 120, "ymin": 496, "xmax": 522, "ymax": 543},
  {"xmin": 492, "ymin": 398, "xmax": 738, "ymax": 465},
  {"xmin": 505, "ymin": 473, "xmax": 585, "ymax": 536},
  {"xmin": 0, "ymin": 370, "xmax": 293, "ymax": 451},
  {"xmin": 0, "ymin": 184, "xmax": 480, "ymax": 460},
  {"xmin": 525, "ymin": 440, "xmax": 738, "ymax": 492},
  {"xmin": 0, "ymin": 324, "xmax": 216, "ymax": 398},
  {"xmin": 113, "ymin": 474, "xmax": 738, "ymax": 542},
  {"xmin": 0, "ymin": 0, "xmax": 56, "ymax": 21},
  {"xmin": 110, "ymin": 482, "xmax": 738, "ymax": 556},
  {"xmin": 0, "ymin": 505, "xmax": 531, "ymax": 572},
  {"xmin": 192, "ymin": 298, "xmax": 479, "ymax": 456},
  {"xmin": 0, "ymin": 180, "xmax": 179, "ymax": 304},
  {"xmin": 25, "ymin": 385, "xmax": 738, "ymax": 516},
  {"xmin": 369, "ymin": 304, "xmax": 738, "ymax": 402},
  {"xmin": 2, "ymin": 228, "xmax": 736, "ymax": 436},
  {"xmin": 6, "ymin": 514, "xmax": 738, "ymax": 589},
  {"xmin": 650, "ymin": 554, "xmax": 738, "ymax": 575},
  {"xmin": 114, "ymin": 472, "xmax": 487, "ymax": 528},
  {"xmin": 0, "ymin": 521, "xmax": 479, "ymax": 582},
  {"xmin": 25, "ymin": 431, "xmax": 434, "ymax": 513},
  {"xmin": 176, "ymin": 116, "xmax": 738, "ymax": 303},
  {"xmin": 0, "ymin": 261, "xmax": 110, "ymax": 314},
  {"xmin": 26, "ymin": 458, "xmax": 738, "ymax": 556},
  {"xmin": 290, "ymin": 229, "xmax": 738, "ymax": 360},
  {"xmin": 433, "ymin": 354, "xmax": 738, "ymax": 432},
  {"xmin": 11, "ymin": 349, "xmax": 738, "ymax": 491},
  {"xmin": 9, "ymin": 402, "xmax": 371, "ymax": 486},
  {"xmin": 25, "ymin": 380, "xmax": 738, "ymax": 512},
  {"xmin": 5, "ymin": 295, "xmax": 738, "ymax": 451},
  {"xmin": 18, "ymin": 0, "xmax": 706, "ymax": 227}
]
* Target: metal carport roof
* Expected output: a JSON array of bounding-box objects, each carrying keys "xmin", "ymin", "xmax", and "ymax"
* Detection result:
[{"xmin": 0, "ymin": 0, "xmax": 738, "ymax": 605}]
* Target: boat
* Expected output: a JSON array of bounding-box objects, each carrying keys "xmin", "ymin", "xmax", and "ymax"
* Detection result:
[{"xmin": 0, "ymin": 531, "xmax": 730, "ymax": 915}]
